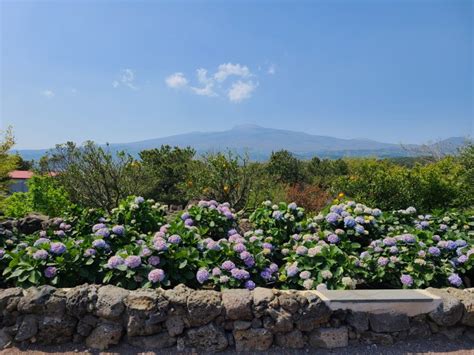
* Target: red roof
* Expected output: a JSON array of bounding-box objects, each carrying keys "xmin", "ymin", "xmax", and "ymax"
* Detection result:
[{"xmin": 9, "ymin": 170, "xmax": 34, "ymax": 179}]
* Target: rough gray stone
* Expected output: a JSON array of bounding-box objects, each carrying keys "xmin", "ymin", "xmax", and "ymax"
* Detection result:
[
  {"xmin": 295, "ymin": 293, "xmax": 331, "ymax": 331},
  {"xmin": 234, "ymin": 328, "xmax": 273, "ymax": 351},
  {"xmin": 408, "ymin": 318, "xmax": 431, "ymax": 338},
  {"xmin": 0, "ymin": 288, "xmax": 22, "ymax": 313},
  {"xmin": 440, "ymin": 326, "xmax": 465, "ymax": 340},
  {"xmin": 85, "ymin": 322, "xmax": 123, "ymax": 350},
  {"xmin": 0, "ymin": 328, "xmax": 12, "ymax": 349},
  {"xmin": 346, "ymin": 311, "xmax": 369, "ymax": 332},
  {"xmin": 95, "ymin": 285, "xmax": 129, "ymax": 320},
  {"xmin": 187, "ymin": 290, "xmax": 222, "ymax": 327},
  {"xmin": 15, "ymin": 315, "xmax": 37, "ymax": 342},
  {"xmin": 264, "ymin": 308, "xmax": 293, "ymax": 333},
  {"xmin": 76, "ymin": 315, "xmax": 98, "ymax": 337},
  {"xmin": 369, "ymin": 312, "xmax": 409, "ymax": 333},
  {"xmin": 360, "ymin": 331, "xmax": 394, "ymax": 345},
  {"xmin": 309, "ymin": 327, "xmax": 348, "ymax": 349},
  {"xmin": 16, "ymin": 213, "xmax": 49, "ymax": 234},
  {"xmin": 36, "ymin": 315, "xmax": 77, "ymax": 344},
  {"xmin": 65, "ymin": 284, "xmax": 97, "ymax": 317},
  {"xmin": 446, "ymin": 288, "xmax": 474, "ymax": 326},
  {"xmin": 275, "ymin": 329, "xmax": 305, "ymax": 349},
  {"xmin": 427, "ymin": 288, "xmax": 464, "ymax": 326},
  {"xmin": 165, "ymin": 315, "xmax": 185, "ymax": 336},
  {"xmin": 185, "ymin": 323, "xmax": 228, "ymax": 351},
  {"xmin": 234, "ymin": 320, "xmax": 252, "ymax": 330},
  {"xmin": 279, "ymin": 293, "xmax": 300, "ymax": 313},
  {"xmin": 253, "ymin": 288, "xmax": 275, "ymax": 317},
  {"xmin": 165, "ymin": 284, "xmax": 192, "ymax": 307},
  {"xmin": 17, "ymin": 286, "xmax": 56, "ymax": 314},
  {"xmin": 127, "ymin": 332, "xmax": 176, "ymax": 349},
  {"xmin": 222, "ymin": 289, "xmax": 252, "ymax": 320}
]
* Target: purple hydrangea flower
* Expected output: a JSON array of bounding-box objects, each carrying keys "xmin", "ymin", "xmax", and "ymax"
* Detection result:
[
  {"xmin": 327, "ymin": 234, "xmax": 340, "ymax": 244},
  {"xmin": 272, "ymin": 210, "xmax": 283, "ymax": 220},
  {"xmin": 134, "ymin": 196, "xmax": 145, "ymax": 204},
  {"xmin": 196, "ymin": 268, "xmax": 210, "ymax": 284},
  {"xmin": 92, "ymin": 239, "xmax": 107, "ymax": 249},
  {"xmin": 326, "ymin": 213, "xmax": 340, "ymax": 224},
  {"xmin": 92, "ymin": 223, "xmax": 106, "ymax": 233},
  {"xmin": 400, "ymin": 274, "xmax": 413, "ymax": 287},
  {"xmin": 148, "ymin": 256, "xmax": 160, "ymax": 266},
  {"xmin": 181, "ymin": 212, "xmax": 190, "ymax": 221},
  {"xmin": 240, "ymin": 251, "xmax": 252, "ymax": 261},
  {"xmin": 455, "ymin": 239, "xmax": 468, "ymax": 248},
  {"xmin": 383, "ymin": 237, "xmax": 397, "ymax": 247},
  {"xmin": 402, "ymin": 234, "xmax": 416, "ymax": 243},
  {"xmin": 233, "ymin": 243, "xmax": 246, "ymax": 253},
  {"xmin": 260, "ymin": 268, "xmax": 273, "ymax": 280},
  {"xmin": 296, "ymin": 246, "xmax": 308, "ymax": 255},
  {"xmin": 344, "ymin": 216, "xmax": 356, "ymax": 228},
  {"xmin": 244, "ymin": 257, "xmax": 255, "ymax": 267},
  {"xmin": 389, "ymin": 246, "xmax": 399, "ymax": 254},
  {"xmin": 286, "ymin": 265, "xmax": 299, "ymax": 277},
  {"xmin": 355, "ymin": 225, "xmax": 365, "ymax": 234},
  {"xmin": 33, "ymin": 250, "xmax": 49, "ymax": 260},
  {"xmin": 107, "ymin": 255, "xmax": 124, "ymax": 269},
  {"xmin": 153, "ymin": 239, "xmax": 168, "ymax": 251},
  {"xmin": 448, "ymin": 273, "xmax": 462, "ymax": 287},
  {"xmin": 184, "ymin": 218, "xmax": 194, "ymax": 226},
  {"xmin": 34, "ymin": 238, "xmax": 50, "ymax": 247},
  {"xmin": 84, "ymin": 248, "xmax": 96, "ymax": 257},
  {"xmin": 148, "ymin": 269, "xmax": 165, "ymax": 283},
  {"xmin": 231, "ymin": 268, "xmax": 250, "ymax": 280},
  {"xmin": 168, "ymin": 234, "xmax": 182, "ymax": 244},
  {"xmin": 420, "ymin": 221, "xmax": 430, "ymax": 229},
  {"xmin": 378, "ymin": 257, "xmax": 389, "ymax": 266},
  {"xmin": 221, "ymin": 260, "xmax": 235, "ymax": 271},
  {"xmin": 54, "ymin": 230, "xmax": 65, "ymax": 237},
  {"xmin": 360, "ymin": 251, "xmax": 370, "ymax": 259},
  {"xmin": 439, "ymin": 224, "xmax": 448, "ymax": 232},
  {"xmin": 44, "ymin": 266, "xmax": 57, "ymax": 278},
  {"xmin": 299, "ymin": 271, "xmax": 311, "ymax": 280},
  {"xmin": 50, "ymin": 242, "xmax": 66, "ymax": 255},
  {"xmin": 244, "ymin": 280, "xmax": 256, "ymax": 290},
  {"xmin": 269, "ymin": 263, "xmax": 278, "ymax": 273},
  {"xmin": 212, "ymin": 267, "xmax": 221, "ymax": 276},
  {"xmin": 457, "ymin": 255, "xmax": 468, "ymax": 264},
  {"xmin": 446, "ymin": 241, "xmax": 457, "ymax": 250},
  {"xmin": 124, "ymin": 256, "xmax": 141, "ymax": 269},
  {"xmin": 372, "ymin": 208, "xmax": 382, "ymax": 217},
  {"xmin": 112, "ymin": 225, "xmax": 125, "ymax": 236},
  {"xmin": 95, "ymin": 228, "xmax": 110, "ymax": 238},
  {"xmin": 428, "ymin": 247, "xmax": 441, "ymax": 256}
]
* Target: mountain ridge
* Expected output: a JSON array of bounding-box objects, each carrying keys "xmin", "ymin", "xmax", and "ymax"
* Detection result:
[{"xmin": 14, "ymin": 125, "xmax": 470, "ymax": 161}]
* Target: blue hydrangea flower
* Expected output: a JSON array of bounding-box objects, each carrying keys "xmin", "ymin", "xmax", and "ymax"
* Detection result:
[
  {"xmin": 448, "ymin": 273, "xmax": 462, "ymax": 287},
  {"xmin": 196, "ymin": 268, "xmax": 210, "ymax": 284}
]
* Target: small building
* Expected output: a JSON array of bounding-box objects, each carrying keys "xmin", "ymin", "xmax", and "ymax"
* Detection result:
[{"xmin": 8, "ymin": 170, "xmax": 34, "ymax": 193}]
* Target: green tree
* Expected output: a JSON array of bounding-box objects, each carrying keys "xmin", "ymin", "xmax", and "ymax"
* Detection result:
[
  {"xmin": 42, "ymin": 141, "xmax": 145, "ymax": 211},
  {"xmin": 0, "ymin": 127, "xmax": 18, "ymax": 202},
  {"xmin": 140, "ymin": 145, "xmax": 195, "ymax": 206},
  {"xmin": 187, "ymin": 151, "xmax": 256, "ymax": 210},
  {"xmin": 266, "ymin": 150, "xmax": 306, "ymax": 185}
]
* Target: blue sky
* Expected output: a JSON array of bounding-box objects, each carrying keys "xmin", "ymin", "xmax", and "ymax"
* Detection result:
[{"xmin": 1, "ymin": 0, "xmax": 472, "ymax": 149}]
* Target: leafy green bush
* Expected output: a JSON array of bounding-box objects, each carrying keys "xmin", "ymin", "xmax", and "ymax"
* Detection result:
[
  {"xmin": 1, "ymin": 175, "xmax": 72, "ymax": 218},
  {"xmin": 0, "ymin": 196, "xmax": 472, "ymax": 291}
]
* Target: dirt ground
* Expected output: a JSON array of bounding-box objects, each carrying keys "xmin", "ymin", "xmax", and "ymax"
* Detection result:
[{"xmin": 1, "ymin": 336, "xmax": 474, "ymax": 355}]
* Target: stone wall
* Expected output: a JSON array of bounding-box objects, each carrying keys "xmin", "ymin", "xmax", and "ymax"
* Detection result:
[{"xmin": 0, "ymin": 285, "xmax": 473, "ymax": 351}]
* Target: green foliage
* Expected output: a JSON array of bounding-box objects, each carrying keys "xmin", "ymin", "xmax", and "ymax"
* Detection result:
[
  {"xmin": 0, "ymin": 127, "xmax": 18, "ymax": 201},
  {"xmin": 1, "ymin": 176, "xmax": 72, "ymax": 218},
  {"xmin": 331, "ymin": 157, "xmax": 472, "ymax": 212},
  {"xmin": 187, "ymin": 151, "xmax": 256, "ymax": 210},
  {"xmin": 42, "ymin": 141, "xmax": 145, "ymax": 211},
  {"xmin": 140, "ymin": 145, "xmax": 195, "ymax": 206},
  {"xmin": 0, "ymin": 197, "xmax": 472, "ymax": 290},
  {"xmin": 267, "ymin": 150, "xmax": 307, "ymax": 185}
]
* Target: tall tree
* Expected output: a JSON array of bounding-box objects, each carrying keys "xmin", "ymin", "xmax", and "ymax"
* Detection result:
[{"xmin": 0, "ymin": 127, "xmax": 18, "ymax": 201}]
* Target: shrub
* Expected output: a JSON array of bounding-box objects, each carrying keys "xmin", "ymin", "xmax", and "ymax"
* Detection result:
[{"xmin": 285, "ymin": 184, "xmax": 330, "ymax": 212}]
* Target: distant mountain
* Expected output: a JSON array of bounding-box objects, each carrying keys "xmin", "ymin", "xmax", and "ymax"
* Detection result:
[{"xmin": 14, "ymin": 125, "xmax": 471, "ymax": 161}]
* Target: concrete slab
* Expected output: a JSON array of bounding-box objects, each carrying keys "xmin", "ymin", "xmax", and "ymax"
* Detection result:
[{"xmin": 308, "ymin": 289, "xmax": 442, "ymax": 317}]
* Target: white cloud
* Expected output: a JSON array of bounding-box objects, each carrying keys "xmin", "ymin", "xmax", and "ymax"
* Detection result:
[
  {"xmin": 165, "ymin": 72, "xmax": 188, "ymax": 89},
  {"xmin": 228, "ymin": 80, "xmax": 257, "ymax": 103},
  {"xmin": 41, "ymin": 90, "xmax": 55, "ymax": 98},
  {"xmin": 267, "ymin": 64, "xmax": 276, "ymax": 75},
  {"xmin": 214, "ymin": 63, "xmax": 250, "ymax": 82},
  {"xmin": 165, "ymin": 62, "xmax": 262, "ymax": 102},
  {"xmin": 113, "ymin": 68, "xmax": 138, "ymax": 90}
]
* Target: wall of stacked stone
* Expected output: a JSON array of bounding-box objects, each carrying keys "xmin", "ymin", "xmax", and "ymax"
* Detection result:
[{"xmin": 0, "ymin": 285, "xmax": 473, "ymax": 351}]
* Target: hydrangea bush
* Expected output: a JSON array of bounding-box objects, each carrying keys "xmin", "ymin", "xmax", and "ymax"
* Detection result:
[{"xmin": 1, "ymin": 196, "xmax": 473, "ymax": 290}]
